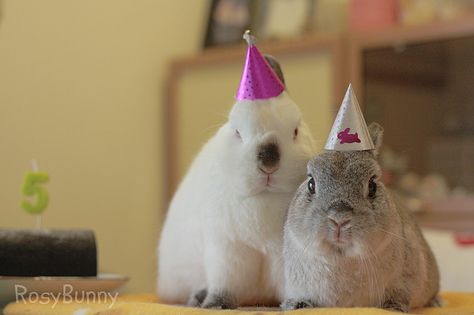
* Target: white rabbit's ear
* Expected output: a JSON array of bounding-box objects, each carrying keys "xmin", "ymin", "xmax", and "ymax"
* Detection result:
[
  {"xmin": 264, "ymin": 54, "xmax": 286, "ymax": 88},
  {"xmin": 368, "ymin": 122, "xmax": 384, "ymax": 157}
]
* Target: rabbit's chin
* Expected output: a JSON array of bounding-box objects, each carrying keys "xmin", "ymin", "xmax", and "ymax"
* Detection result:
[
  {"xmin": 318, "ymin": 234, "xmax": 366, "ymax": 258},
  {"xmin": 232, "ymin": 170, "xmax": 300, "ymax": 196}
]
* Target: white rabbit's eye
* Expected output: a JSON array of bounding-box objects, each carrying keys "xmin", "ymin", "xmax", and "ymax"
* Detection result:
[
  {"xmin": 235, "ymin": 129, "xmax": 241, "ymax": 139},
  {"xmin": 308, "ymin": 176, "xmax": 316, "ymax": 194},
  {"xmin": 293, "ymin": 128, "xmax": 298, "ymax": 139},
  {"xmin": 368, "ymin": 176, "xmax": 377, "ymax": 198}
]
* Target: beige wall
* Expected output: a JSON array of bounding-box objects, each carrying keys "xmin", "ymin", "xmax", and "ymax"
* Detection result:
[{"xmin": 0, "ymin": 0, "xmax": 208, "ymax": 293}]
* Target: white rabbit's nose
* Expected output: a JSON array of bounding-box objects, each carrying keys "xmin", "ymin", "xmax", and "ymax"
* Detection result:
[{"xmin": 257, "ymin": 142, "xmax": 280, "ymax": 171}]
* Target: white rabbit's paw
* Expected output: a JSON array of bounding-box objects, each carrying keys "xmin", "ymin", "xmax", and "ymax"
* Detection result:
[
  {"xmin": 187, "ymin": 289, "xmax": 208, "ymax": 307},
  {"xmin": 281, "ymin": 299, "xmax": 315, "ymax": 310},
  {"xmin": 201, "ymin": 291, "xmax": 236, "ymax": 309}
]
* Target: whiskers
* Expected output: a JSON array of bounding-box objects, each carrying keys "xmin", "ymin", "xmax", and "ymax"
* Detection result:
[
  {"xmin": 374, "ymin": 227, "xmax": 414, "ymax": 249},
  {"xmin": 290, "ymin": 231, "xmax": 333, "ymax": 267},
  {"xmin": 358, "ymin": 243, "xmax": 384, "ymax": 307}
]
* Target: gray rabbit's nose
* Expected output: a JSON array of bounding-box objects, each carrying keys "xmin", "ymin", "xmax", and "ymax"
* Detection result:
[
  {"xmin": 257, "ymin": 142, "xmax": 280, "ymax": 171},
  {"xmin": 327, "ymin": 201, "xmax": 353, "ymax": 232},
  {"xmin": 329, "ymin": 218, "xmax": 351, "ymax": 227},
  {"xmin": 329, "ymin": 218, "xmax": 352, "ymax": 239},
  {"xmin": 328, "ymin": 201, "xmax": 353, "ymax": 213}
]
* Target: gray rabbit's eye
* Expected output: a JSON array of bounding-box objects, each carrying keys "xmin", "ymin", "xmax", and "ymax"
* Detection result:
[
  {"xmin": 308, "ymin": 176, "xmax": 316, "ymax": 195},
  {"xmin": 368, "ymin": 176, "xmax": 377, "ymax": 198},
  {"xmin": 235, "ymin": 129, "xmax": 241, "ymax": 139}
]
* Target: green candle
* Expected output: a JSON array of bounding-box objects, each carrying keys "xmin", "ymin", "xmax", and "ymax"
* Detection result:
[
  {"xmin": 21, "ymin": 172, "xmax": 49, "ymax": 214},
  {"xmin": 21, "ymin": 160, "xmax": 49, "ymax": 230}
]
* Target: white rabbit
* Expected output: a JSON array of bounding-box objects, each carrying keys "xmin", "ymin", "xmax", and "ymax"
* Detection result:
[{"xmin": 158, "ymin": 57, "xmax": 315, "ymax": 308}]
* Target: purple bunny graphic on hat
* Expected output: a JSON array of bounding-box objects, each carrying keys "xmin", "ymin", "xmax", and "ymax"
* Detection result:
[{"xmin": 337, "ymin": 128, "xmax": 361, "ymax": 144}]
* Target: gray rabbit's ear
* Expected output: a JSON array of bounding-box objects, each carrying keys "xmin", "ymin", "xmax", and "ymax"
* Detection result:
[
  {"xmin": 264, "ymin": 54, "xmax": 286, "ymax": 88},
  {"xmin": 368, "ymin": 122, "xmax": 384, "ymax": 157}
]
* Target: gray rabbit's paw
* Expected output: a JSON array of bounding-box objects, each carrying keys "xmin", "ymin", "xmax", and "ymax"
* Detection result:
[
  {"xmin": 201, "ymin": 291, "xmax": 236, "ymax": 309},
  {"xmin": 187, "ymin": 288, "xmax": 207, "ymax": 307},
  {"xmin": 382, "ymin": 299, "xmax": 409, "ymax": 313},
  {"xmin": 426, "ymin": 295, "xmax": 443, "ymax": 307},
  {"xmin": 281, "ymin": 299, "xmax": 315, "ymax": 310}
]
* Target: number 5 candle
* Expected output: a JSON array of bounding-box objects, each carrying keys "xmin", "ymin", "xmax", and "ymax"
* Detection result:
[{"xmin": 21, "ymin": 159, "xmax": 49, "ymax": 229}]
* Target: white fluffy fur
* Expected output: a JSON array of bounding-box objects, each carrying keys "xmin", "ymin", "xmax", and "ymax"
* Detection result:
[{"xmin": 158, "ymin": 92, "xmax": 314, "ymax": 306}]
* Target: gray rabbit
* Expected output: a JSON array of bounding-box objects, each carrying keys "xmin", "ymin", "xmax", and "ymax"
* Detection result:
[{"xmin": 282, "ymin": 123, "xmax": 440, "ymax": 312}]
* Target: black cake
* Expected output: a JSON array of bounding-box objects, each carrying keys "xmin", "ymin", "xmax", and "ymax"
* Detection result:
[{"xmin": 0, "ymin": 229, "xmax": 97, "ymax": 277}]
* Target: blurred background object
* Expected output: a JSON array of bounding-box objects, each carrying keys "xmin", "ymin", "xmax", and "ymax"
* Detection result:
[
  {"xmin": 363, "ymin": 36, "xmax": 474, "ymax": 197},
  {"xmin": 204, "ymin": 0, "xmax": 252, "ymax": 47},
  {"xmin": 400, "ymin": 0, "xmax": 474, "ymax": 25},
  {"xmin": 350, "ymin": 0, "xmax": 399, "ymax": 31},
  {"xmin": 2, "ymin": 0, "xmax": 474, "ymax": 295},
  {"xmin": 312, "ymin": 0, "xmax": 350, "ymax": 33},
  {"xmin": 204, "ymin": 0, "xmax": 474, "ymax": 46},
  {"xmin": 257, "ymin": 0, "xmax": 310, "ymax": 39}
]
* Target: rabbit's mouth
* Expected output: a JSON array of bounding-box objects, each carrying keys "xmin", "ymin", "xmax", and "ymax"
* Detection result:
[
  {"xmin": 265, "ymin": 174, "xmax": 271, "ymax": 186},
  {"xmin": 320, "ymin": 237, "xmax": 355, "ymax": 257},
  {"xmin": 254, "ymin": 169, "xmax": 296, "ymax": 194},
  {"xmin": 258, "ymin": 171, "xmax": 276, "ymax": 189},
  {"xmin": 331, "ymin": 236, "xmax": 352, "ymax": 247},
  {"xmin": 327, "ymin": 225, "xmax": 353, "ymax": 247}
]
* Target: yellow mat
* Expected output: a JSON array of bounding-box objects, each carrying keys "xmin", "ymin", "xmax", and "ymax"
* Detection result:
[{"xmin": 4, "ymin": 292, "xmax": 474, "ymax": 315}]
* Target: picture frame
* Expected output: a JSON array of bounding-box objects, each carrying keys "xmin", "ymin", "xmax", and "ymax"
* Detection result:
[{"xmin": 203, "ymin": 0, "xmax": 254, "ymax": 48}]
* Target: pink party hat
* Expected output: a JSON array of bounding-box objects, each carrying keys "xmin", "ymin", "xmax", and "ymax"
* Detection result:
[{"xmin": 236, "ymin": 31, "xmax": 285, "ymax": 100}]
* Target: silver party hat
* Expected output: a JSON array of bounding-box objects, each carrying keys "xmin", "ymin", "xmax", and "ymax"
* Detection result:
[{"xmin": 325, "ymin": 84, "xmax": 375, "ymax": 151}]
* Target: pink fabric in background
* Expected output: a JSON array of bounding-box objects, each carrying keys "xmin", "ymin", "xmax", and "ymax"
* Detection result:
[{"xmin": 350, "ymin": 0, "xmax": 399, "ymax": 32}]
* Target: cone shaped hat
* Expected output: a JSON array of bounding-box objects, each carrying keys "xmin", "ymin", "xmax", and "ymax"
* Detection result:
[
  {"xmin": 236, "ymin": 31, "xmax": 285, "ymax": 100},
  {"xmin": 325, "ymin": 84, "xmax": 375, "ymax": 151}
]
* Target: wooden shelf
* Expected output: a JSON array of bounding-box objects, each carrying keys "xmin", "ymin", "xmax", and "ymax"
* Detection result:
[{"xmin": 168, "ymin": 32, "xmax": 342, "ymax": 73}]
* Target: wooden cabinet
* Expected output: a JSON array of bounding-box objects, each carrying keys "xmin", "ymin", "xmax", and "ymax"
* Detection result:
[
  {"xmin": 347, "ymin": 17, "xmax": 474, "ymax": 232},
  {"xmin": 164, "ymin": 18, "xmax": 474, "ymax": 233}
]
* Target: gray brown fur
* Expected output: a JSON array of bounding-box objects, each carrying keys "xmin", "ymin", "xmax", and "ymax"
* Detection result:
[
  {"xmin": 282, "ymin": 123, "xmax": 440, "ymax": 312},
  {"xmin": 264, "ymin": 55, "xmax": 285, "ymax": 86}
]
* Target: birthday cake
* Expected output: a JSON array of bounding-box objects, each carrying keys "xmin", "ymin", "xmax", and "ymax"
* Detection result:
[
  {"xmin": 0, "ymin": 162, "xmax": 98, "ymax": 278},
  {"xmin": 0, "ymin": 229, "xmax": 97, "ymax": 277}
]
